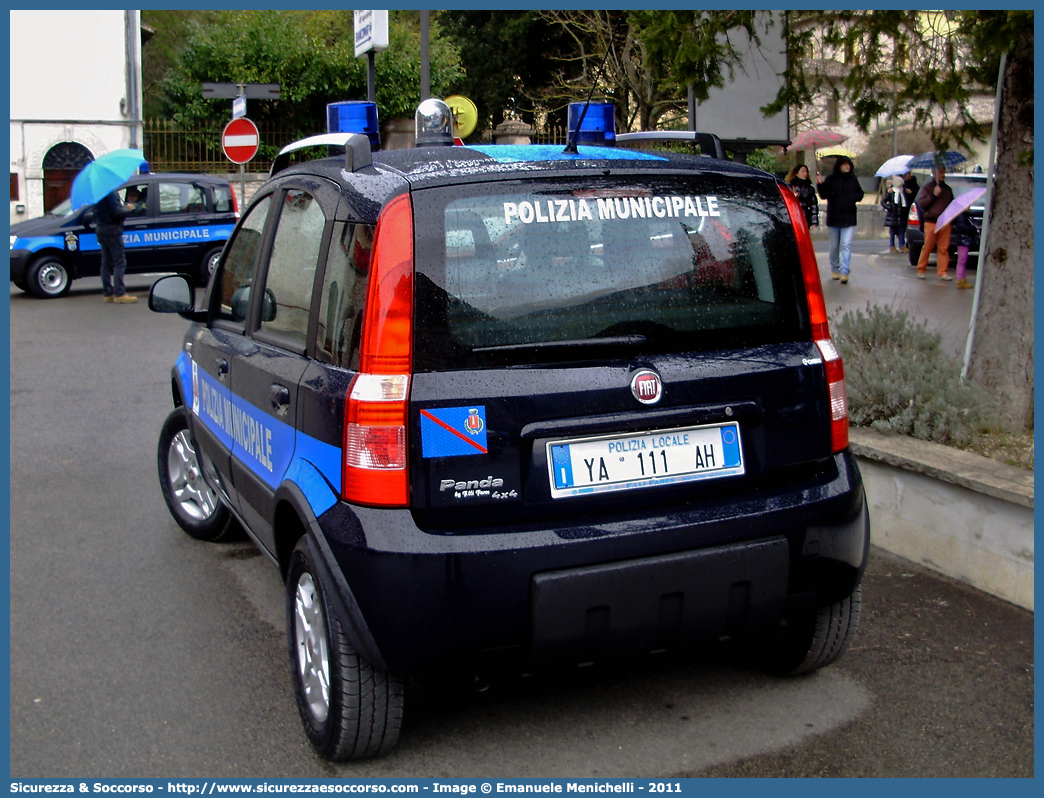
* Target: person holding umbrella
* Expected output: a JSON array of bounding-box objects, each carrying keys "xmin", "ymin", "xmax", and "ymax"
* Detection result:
[
  {"xmin": 914, "ymin": 165, "xmax": 956, "ymax": 281},
  {"xmin": 94, "ymin": 188, "xmax": 138, "ymax": 303},
  {"xmin": 900, "ymin": 171, "xmax": 919, "ymax": 251},
  {"xmin": 881, "ymin": 176, "xmax": 908, "ymax": 253},
  {"xmin": 70, "ymin": 148, "xmax": 147, "ymax": 303},
  {"xmin": 816, "ymin": 155, "xmax": 863, "ymax": 283}
]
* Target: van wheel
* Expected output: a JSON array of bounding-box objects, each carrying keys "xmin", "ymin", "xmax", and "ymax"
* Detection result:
[
  {"xmin": 198, "ymin": 246, "xmax": 224, "ymax": 287},
  {"xmin": 907, "ymin": 244, "xmax": 922, "ymax": 266},
  {"xmin": 28, "ymin": 256, "xmax": 72, "ymax": 298},
  {"xmin": 287, "ymin": 539, "xmax": 404, "ymax": 761},
  {"xmin": 758, "ymin": 587, "xmax": 861, "ymax": 676},
  {"xmin": 157, "ymin": 409, "xmax": 236, "ymax": 541}
]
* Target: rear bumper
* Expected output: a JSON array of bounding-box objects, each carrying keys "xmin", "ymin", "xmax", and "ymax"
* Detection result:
[{"xmin": 317, "ymin": 451, "xmax": 869, "ymax": 675}]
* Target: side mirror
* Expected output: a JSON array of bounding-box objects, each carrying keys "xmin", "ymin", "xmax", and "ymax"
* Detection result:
[
  {"xmin": 261, "ymin": 288, "xmax": 277, "ymax": 322},
  {"xmin": 230, "ymin": 285, "xmax": 252, "ymax": 322},
  {"xmin": 149, "ymin": 274, "xmax": 195, "ymax": 313}
]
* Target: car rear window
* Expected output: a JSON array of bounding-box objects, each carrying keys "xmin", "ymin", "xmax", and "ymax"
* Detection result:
[{"xmin": 412, "ymin": 175, "xmax": 809, "ymax": 370}]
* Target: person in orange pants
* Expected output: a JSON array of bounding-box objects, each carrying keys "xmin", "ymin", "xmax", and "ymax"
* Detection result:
[{"xmin": 914, "ymin": 166, "xmax": 955, "ymax": 281}]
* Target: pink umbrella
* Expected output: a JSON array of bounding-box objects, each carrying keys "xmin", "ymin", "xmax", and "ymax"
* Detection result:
[
  {"xmin": 935, "ymin": 187, "xmax": 987, "ymax": 230},
  {"xmin": 789, "ymin": 129, "xmax": 846, "ymax": 151}
]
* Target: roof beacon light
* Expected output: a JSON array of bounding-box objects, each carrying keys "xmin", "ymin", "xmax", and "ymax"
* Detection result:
[
  {"xmin": 567, "ymin": 101, "xmax": 616, "ymax": 146},
  {"xmin": 327, "ymin": 101, "xmax": 381, "ymax": 150},
  {"xmin": 415, "ymin": 98, "xmax": 454, "ymax": 147}
]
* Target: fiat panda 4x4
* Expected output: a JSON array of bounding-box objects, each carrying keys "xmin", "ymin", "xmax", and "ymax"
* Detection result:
[{"xmin": 150, "ymin": 100, "xmax": 869, "ymax": 762}]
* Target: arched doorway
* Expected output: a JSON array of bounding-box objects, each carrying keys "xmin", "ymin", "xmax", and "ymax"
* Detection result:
[{"xmin": 42, "ymin": 142, "xmax": 94, "ymax": 212}]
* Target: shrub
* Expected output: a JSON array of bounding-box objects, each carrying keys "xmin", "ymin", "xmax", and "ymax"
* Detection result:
[{"xmin": 832, "ymin": 304, "xmax": 1005, "ymax": 449}]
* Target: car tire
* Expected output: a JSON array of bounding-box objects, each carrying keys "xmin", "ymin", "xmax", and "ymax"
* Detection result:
[
  {"xmin": 157, "ymin": 408, "xmax": 237, "ymax": 542},
  {"xmin": 12, "ymin": 279, "xmax": 29, "ymax": 293},
  {"xmin": 198, "ymin": 245, "xmax": 224, "ymax": 287},
  {"xmin": 757, "ymin": 587, "xmax": 862, "ymax": 676},
  {"xmin": 287, "ymin": 538, "xmax": 404, "ymax": 762},
  {"xmin": 27, "ymin": 256, "xmax": 72, "ymax": 298},
  {"xmin": 907, "ymin": 243, "xmax": 922, "ymax": 266}
]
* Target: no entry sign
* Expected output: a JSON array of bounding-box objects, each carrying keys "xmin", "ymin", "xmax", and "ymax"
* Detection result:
[{"xmin": 222, "ymin": 117, "xmax": 260, "ymax": 164}]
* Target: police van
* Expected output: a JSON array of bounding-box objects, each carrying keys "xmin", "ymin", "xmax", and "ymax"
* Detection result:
[
  {"xmin": 149, "ymin": 100, "xmax": 869, "ymax": 761},
  {"xmin": 10, "ymin": 172, "xmax": 238, "ymax": 298}
]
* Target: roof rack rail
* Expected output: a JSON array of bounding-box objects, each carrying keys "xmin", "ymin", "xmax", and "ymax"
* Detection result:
[
  {"xmin": 615, "ymin": 131, "xmax": 726, "ymax": 160},
  {"xmin": 270, "ymin": 133, "xmax": 372, "ymax": 177}
]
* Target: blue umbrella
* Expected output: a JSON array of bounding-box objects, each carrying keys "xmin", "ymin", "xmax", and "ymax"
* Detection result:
[
  {"xmin": 907, "ymin": 150, "xmax": 967, "ymax": 170},
  {"xmin": 70, "ymin": 148, "xmax": 147, "ymax": 210}
]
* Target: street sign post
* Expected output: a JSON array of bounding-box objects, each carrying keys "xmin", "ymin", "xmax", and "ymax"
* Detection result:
[
  {"xmin": 222, "ymin": 117, "xmax": 260, "ymax": 206},
  {"xmin": 354, "ymin": 11, "xmax": 388, "ymax": 103}
]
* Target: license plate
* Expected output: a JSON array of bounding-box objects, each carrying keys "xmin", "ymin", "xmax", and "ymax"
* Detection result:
[{"xmin": 546, "ymin": 422, "xmax": 744, "ymax": 499}]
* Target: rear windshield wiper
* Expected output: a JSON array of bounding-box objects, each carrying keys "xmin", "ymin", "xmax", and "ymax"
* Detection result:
[{"xmin": 473, "ymin": 335, "xmax": 646, "ymax": 354}]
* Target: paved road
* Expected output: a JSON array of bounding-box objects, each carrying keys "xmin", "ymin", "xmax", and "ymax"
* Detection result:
[
  {"xmin": 815, "ymin": 239, "xmax": 977, "ymax": 358},
  {"xmin": 7, "ymin": 271, "xmax": 1031, "ymax": 778}
]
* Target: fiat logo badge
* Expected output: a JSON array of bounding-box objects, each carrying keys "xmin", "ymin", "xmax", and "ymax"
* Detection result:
[{"xmin": 630, "ymin": 370, "xmax": 662, "ymax": 405}]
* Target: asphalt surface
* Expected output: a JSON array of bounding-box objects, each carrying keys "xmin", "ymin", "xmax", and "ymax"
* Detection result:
[{"xmin": 7, "ymin": 265, "xmax": 1033, "ymax": 778}]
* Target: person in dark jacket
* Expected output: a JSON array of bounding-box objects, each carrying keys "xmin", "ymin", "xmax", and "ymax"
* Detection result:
[
  {"xmin": 93, "ymin": 189, "xmax": 137, "ymax": 303},
  {"xmin": 899, "ymin": 171, "xmax": 919, "ymax": 250},
  {"xmin": 816, "ymin": 155, "xmax": 864, "ymax": 283},
  {"xmin": 915, "ymin": 165, "xmax": 956, "ymax": 281},
  {"xmin": 881, "ymin": 176, "xmax": 908, "ymax": 253},
  {"xmin": 785, "ymin": 164, "xmax": 819, "ymax": 229},
  {"xmin": 950, "ymin": 209, "xmax": 978, "ymax": 289}
]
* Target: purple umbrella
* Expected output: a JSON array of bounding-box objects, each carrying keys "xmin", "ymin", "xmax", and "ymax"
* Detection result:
[{"xmin": 935, "ymin": 187, "xmax": 987, "ymax": 230}]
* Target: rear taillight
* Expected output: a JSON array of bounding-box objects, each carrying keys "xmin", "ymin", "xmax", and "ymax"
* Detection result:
[
  {"xmin": 343, "ymin": 194, "xmax": 414, "ymax": 507},
  {"xmin": 779, "ymin": 184, "xmax": 850, "ymax": 452},
  {"xmin": 908, "ymin": 203, "xmax": 919, "ymax": 227}
]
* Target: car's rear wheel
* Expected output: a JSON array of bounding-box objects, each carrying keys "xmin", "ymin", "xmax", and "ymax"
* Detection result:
[
  {"xmin": 287, "ymin": 538, "xmax": 404, "ymax": 761},
  {"xmin": 157, "ymin": 409, "xmax": 237, "ymax": 541},
  {"xmin": 12, "ymin": 279, "xmax": 29, "ymax": 293},
  {"xmin": 757, "ymin": 587, "xmax": 862, "ymax": 676},
  {"xmin": 907, "ymin": 243, "xmax": 922, "ymax": 266},
  {"xmin": 27, "ymin": 256, "xmax": 72, "ymax": 298},
  {"xmin": 198, "ymin": 245, "xmax": 224, "ymax": 287}
]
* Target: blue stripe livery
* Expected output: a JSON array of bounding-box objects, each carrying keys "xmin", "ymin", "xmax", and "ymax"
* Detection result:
[
  {"xmin": 186, "ymin": 353, "xmax": 342, "ymax": 516},
  {"xmin": 77, "ymin": 224, "xmax": 234, "ymax": 252},
  {"xmin": 469, "ymin": 145, "xmax": 667, "ymax": 163},
  {"xmin": 13, "ymin": 235, "xmax": 64, "ymax": 253}
]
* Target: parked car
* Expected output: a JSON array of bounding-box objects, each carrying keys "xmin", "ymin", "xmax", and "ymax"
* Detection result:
[
  {"xmin": 906, "ymin": 172, "xmax": 989, "ymax": 267},
  {"xmin": 149, "ymin": 101, "xmax": 869, "ymax": 761},
  {"xmin": 10, "ymin": 172, "xmax": 238, "ymax": 298}
]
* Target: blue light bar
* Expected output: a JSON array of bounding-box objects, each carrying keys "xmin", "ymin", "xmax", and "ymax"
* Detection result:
[
  {"xmin": 326, "ymin": 101, "xmax": 380, "ymax": 150},
  {"xmin": 567, "ymin": 102, "xmax": 616, "ymax": 145}
]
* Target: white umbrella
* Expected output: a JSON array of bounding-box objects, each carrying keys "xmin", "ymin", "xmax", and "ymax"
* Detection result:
[{"xmin": 875, "ymin": 154, "xmax": 914, "ymax": 178}]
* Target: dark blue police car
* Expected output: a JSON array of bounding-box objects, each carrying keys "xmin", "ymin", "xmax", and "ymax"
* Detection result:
[
  {"xmin": 10, "ymin": 172, "xmax": 238, "ymax": 298},
  {"xmin": 149, "ymin": 100, "xmax": 869, "ymax": 761}
]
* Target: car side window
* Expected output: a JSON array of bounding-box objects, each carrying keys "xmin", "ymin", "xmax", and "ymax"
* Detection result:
[
  {"xmin": 212, "ymin": 184, "xmax": 234, "ymax": 213},
  {"xmin": 121, "ymin": 183, "xmax": 148, "ymax": 218},
  {"xmin": 159, "ymin": 181, "xmax": 206, "ymax": 215},
  {"xmin": 215, "ymin": 195, "xmax": 271, "ymax": 324},
  {"xmin": 315, "ymin": 222, "xmax": 374, "ymax": 369},
  {"xmin": 257, "ymin": 189, "xmax": 325, "ymax": 346}
]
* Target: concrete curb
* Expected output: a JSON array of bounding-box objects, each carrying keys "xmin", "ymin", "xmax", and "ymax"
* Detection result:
[{"xmin": 850, "ymin": 427, "xmax": 1034, "ymax": 611}]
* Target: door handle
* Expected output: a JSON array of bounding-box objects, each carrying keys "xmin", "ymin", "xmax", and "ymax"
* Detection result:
[
  {"xmin": 216, "ymin": 358, "xmax": 228, "ymax": 382},
  {"xmin": 271, "ymin": 384, "xmax": 291, "ymax": 415}
]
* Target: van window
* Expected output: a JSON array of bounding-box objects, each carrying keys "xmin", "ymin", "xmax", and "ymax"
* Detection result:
[{"xmin": 412, "ymin": 176, "xmax": 807, "ymax": 369}]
